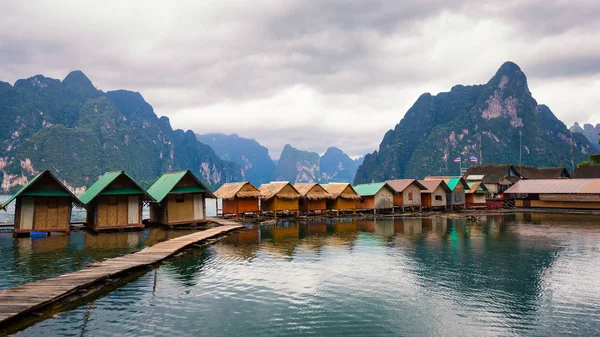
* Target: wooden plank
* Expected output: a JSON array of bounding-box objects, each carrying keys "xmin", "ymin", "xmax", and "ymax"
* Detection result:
[{"xmin": 0, "ymin": 222, "xmax": 242, "ymax": 328}]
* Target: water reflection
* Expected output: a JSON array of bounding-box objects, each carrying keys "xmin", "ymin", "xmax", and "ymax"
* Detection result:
[
  {"xmin": 14, "ymin": 215, "xmax": 600, "ymax": 336},
  {"xmin": 0, "ymin": 228, "xmax": 201, "ymax": 290}
]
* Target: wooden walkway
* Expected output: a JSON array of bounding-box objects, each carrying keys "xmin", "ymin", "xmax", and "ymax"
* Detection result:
[{"xmin": 0, "ymin": 218, "xmax": 242, "ymax": 328}]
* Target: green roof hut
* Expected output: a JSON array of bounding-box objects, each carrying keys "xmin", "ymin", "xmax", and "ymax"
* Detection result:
[
  {"xmin": 353, "ymin": 182, "xmax": 395, "ymax": 214},
  {"xmin": 0, "ymin": 171, "xmax": 81, "ymax": 235},
  {"xmin": 79, "ymin": 171, "xmax": 153, "ymax": 232},
  {"xmin": 147, "ymin": 170, "xmax": 215, "ymax": 226}
]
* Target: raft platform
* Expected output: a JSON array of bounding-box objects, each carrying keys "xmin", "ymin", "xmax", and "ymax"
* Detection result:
[{"xmin": 0, "ymin": 218, "xmax": 243, "ymax": 330}]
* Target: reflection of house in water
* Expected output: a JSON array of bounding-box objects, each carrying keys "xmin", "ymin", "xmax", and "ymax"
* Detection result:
[
  {"xmin": 357, "ymin": 219, "xmax": 395, "ymax": 237},
  {"xmin": 260, "ymin": 222, "xmax": 300, "ymax": 258},
  {"xmin": 162, "ymin": 248, "xmax": 211, "ymax": 287},
  {"xmin": 394, "ymin": 218, "xmax": 423, "ymax": 235},
  {"xmin": 215, "ymin": 227, "xmax": 261, "ymax": 260}
]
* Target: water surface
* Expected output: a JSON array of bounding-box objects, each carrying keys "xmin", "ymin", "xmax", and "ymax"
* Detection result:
[{"xmin": 13, "ymin": 214, "xmax": 600, "ymax": 336}]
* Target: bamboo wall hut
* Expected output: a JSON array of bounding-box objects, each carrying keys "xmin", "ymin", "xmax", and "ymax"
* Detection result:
[
  {"xmin": 147, "ymin": 170, "xmax": 215, "ymax": 226},
  {"xmin": 0, "ymin": 171, "xmax": 81, "ymax": 235},
  {"xmin": 214, "ymin": 182, "xmax": 262, "ymax": 218},
  {"xmin": 465, "ymin": 181, "xmax": 488, "ymax": 208},
  {"xmin": 322, "ymin": 183, "xmax": 360, "ymax": 213},
  {"xmin": 80, "ymin": 171, "xmax": 154, "ymax": 232},
  {"xmin": 258, "ymin": 182, "xmax": 301, "ymax": 217},
  {"xmin": 353, "ymin": 182, "xmax": 395, "ymax": 213},
  {"xmin": 506, "ymin": 179, "xmax": 600, "ymax": 210},
  {"xmin": 386, "ymin": 179, "xmax": 425, "ymax": 211},
  {"xmin": 293, "ymin": 183, "xmax": 332, "ymax": 214},
  {"xmin": 418, "ymin": 179, "xmax": 451, "ymax": 210}
]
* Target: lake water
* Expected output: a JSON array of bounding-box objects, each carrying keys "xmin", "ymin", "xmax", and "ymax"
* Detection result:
[{"xmin": 8, "ymin": 214, "xmax": 600, "ymax": 336}]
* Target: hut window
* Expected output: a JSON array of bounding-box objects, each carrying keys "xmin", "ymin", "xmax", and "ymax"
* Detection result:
[
  {"xmin": 108, "ymin": 196, "xmax": 118, "ymax": 205},
  {"xmin": 408, "ymin": 192, "xmax": 413, "ymax": 200},
  {"xmin": 47, "ymin": 198, "xmax": 58, "ymax": 208},
  {"xmin": 435, "ymin": 195, "xmax": 442, "ymax": 201},
  {"xmin": 175, "ymin": 194, "xmax": 185, "ymax": 203}
]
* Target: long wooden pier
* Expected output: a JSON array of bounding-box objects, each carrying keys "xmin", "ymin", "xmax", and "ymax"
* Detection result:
[{"xmin": 0, "ymin": 218, "xmax": 243, "ymax": 330}]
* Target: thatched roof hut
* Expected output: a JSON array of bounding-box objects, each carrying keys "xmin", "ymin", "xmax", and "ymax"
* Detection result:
[
  {"xmin": 258, "ymin": 182, "xmax": 301, "ymax": 215},
  {"xmin": 322, "ymin": 183, "xmax": 361, "ymax": 200},
  {"xmin": 258, "ymin": 182, "xmax": 301, "ymax": 200},
  {"xmin": 214, "ymin": 182, "xmax": 263, "ymax": 217},
  {"xmin": 214, "ymin": 182, "xmax": 263, "ymax": 200},
  {"xmin": 293, "ymin": 183, "xmax": 332, "ymax": 214}
]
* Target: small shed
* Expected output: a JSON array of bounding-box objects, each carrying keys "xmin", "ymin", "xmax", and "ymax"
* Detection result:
[
  {"xmin": 214, "ymin": 182, "xmax": 262, "ymax": 218},
  {"xmin": 353, "ymin": 182, "xmax": 395, "ymax": 213},
  {"xmin": 465, "ymin": 181, "xmax": 488, "ymax": 208},
  {"xmin": 386, "ymin": 179, "xmax": 426, "ymax": 211},
  {"xmin": 258, "ymin": 182, "xmax": 301, "ymax": 217},
  {"xmin": 322, "ymin": 183, "xmax": 360, "ymax": 214},
  {"xmin": 293, "ymin": 183, "xmax": 332, "ymax": 214},
  {"xmin": 418, "ymin": 179, "xmax": 451, "ymax": 210},
  {"xmin": 0, "ymin": 171, "xmax": 81, "ymax": 235},
  {"xmin": 444, "ymin": 177, "xmax": 470, "ymax": 209},
  {"xmin": 147, "ymin": 170, "xmax": 215, "ymax": 225},
  {"xmin": 80, "ymin": 171, "xmax": 154, "ymax": 232},
  {"xmin": 505, "ymin": 179, "xmax": 600, "ymax": 209}
]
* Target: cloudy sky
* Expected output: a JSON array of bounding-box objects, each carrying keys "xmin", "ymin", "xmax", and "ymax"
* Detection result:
[{"xmin": 1, "ymin": 0, "xmax": 599, "ymax": 159}]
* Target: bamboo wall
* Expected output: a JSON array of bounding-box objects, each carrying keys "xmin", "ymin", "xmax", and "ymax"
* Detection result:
[
  {"xmin": 448, "ymin": 186, "xmax": 465, "ymax": 206},
  {"xmin": 14, "ymin": 196, "xmax": 72, "ymax": 233},
  {"xmin": 222, "ymin": 197, "xmax": 259, "ymax": 215},
  {"xmin": 327, "ymin": 198, "xmax": 356, "ymax": 211},
  {"xmin": 465, "ymin": 193, "xmax": 486, "ymax": 205},
  {"xmin": 421, "ymin": 186, "xmax": 447, "ymax": 209},
  {"xmin": 515, "ymin": 199, "xmax": 600, "ymax": 210},
  {"xmin": 166, "ymin": 194, "xmax": 194, "ymax": 224},
  {"xmin": 356, "ymin": 196, "xmax": 375, "ymax": 210},
  {"xmin": 300, "ymin": 199, "xmax": 327, "ymax": 212}
]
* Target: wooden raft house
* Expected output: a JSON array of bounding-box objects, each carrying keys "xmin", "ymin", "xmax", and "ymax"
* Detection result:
[
  {"xmin": 418, "ymin": 179, "xmax": 451, "ymax": 210},
  {"xmin": 293, "ymin": 183, "xmax": 332, "ymax": 215},
  {"xmin": 79, "ymin": 171, "xmax": 154, "ymax": 232},
  {"xmin": 258, "ymin": 182, "xmax": 301, "ymax": 217},
  {"xmin": 0, "ymin": 170, "xmax": 81, "ymax": 236},
  {"xmin": 386, "ymin": 179, "xmax": 426, "ymax": 211},
  {"xmin": 147, "ymin": 170, "xmax": 215, "ymax": 226},
  {"xmin": 353, "ymin": 182, "xmax": 395, "ymax": 214},
  {"xmin": 321, "ymin": 183, "xmax": 360, "ymax": 214},
  {"xmin": 214, "ymin": 182, "xmax": 262, "ymax": 218},
  {"xmin": 465, "ymin": 181, "xmax": 488, "ymax": 208},
  {"xmin": 506, "ymin": 179, "xmax": 600, "ymax": 210}
]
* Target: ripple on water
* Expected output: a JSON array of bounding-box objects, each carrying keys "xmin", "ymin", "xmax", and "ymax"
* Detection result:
[{"xmin": 13, "ymin": 217, "xmax": 600, "ymax": 337}]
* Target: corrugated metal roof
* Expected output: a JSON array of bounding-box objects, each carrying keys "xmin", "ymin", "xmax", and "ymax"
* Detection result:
[
  {"xmin": 147, "ymin": 170, "xmax": 213, "ymax": 203},
  {"xmin": 505, "ymin": 179, "xmax": 600, "ymax": 194},
  {"xmin": 417, "ymin": 179, "xmax": 451, "ymax": 193},
  {"xmin": 79, "ymin": 171, "xmax": 154, "ymax": 205},
  {"xmin": 386, "ymin": 179, "xmax": 425, "ymax": 193},
  {"xmin": 353, "ymin": 182, "xmax": 390, "ymax": 196},
  {"xmin": 466, "ymin": 175, "xmax": 485, "ymax": 180},
  {"xmin": 0, "ymin": 171, "xmax": 81, "ymax": 209}
]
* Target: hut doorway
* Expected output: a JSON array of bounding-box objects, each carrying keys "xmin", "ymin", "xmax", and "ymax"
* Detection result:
[
  {"xmin": 194, "ymin": 194, "xmax": 204, "ymax": 220},
  {"xmin": 128, "ymin": 196, "xmax": 139, "ymax": 224},
  {"xmin": 20, "ymin": 197, "xmax": 35, "ymax": 231}
]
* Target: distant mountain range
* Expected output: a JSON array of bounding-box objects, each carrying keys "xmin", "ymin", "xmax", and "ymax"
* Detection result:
[
  {"xmin": 0, "ymin": 71, "xmax": 243, "ymax": 193},
  {"xmin": 570, "ymin": 122, "xmax": 600, "ymax": 150},
  {"xmin": 354, "ymin": 61, "xmax": 593, "ymax": 184},
  {"xmin": 196, "ymin": 134, "xmax": 363, "ymax": 186}
]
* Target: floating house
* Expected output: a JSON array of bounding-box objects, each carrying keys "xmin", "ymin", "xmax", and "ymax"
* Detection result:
[
  {"xmin": 214, "ymin": 182, "xmax": 262, "ymax": 218},
  {"xmin": 505, "ymin": 179, "xmax": 600, "ymax": 209},
  {"xmin": 293, "ymin": 183, "xmax": 332, "ymax": 214},
  {"xmin": 464, "ymin": 164, "xmax": 518, "ymax": 196},
  {"xmin": 80, "ymin": 171, "xmax": 154, "ymax": 232},
  {"xmin": 321, "ymin": 183, "xmax": 360, "ymax": 214},
  {"xmin": 147, "ymin": 170, "xmax": 215, "ymax": 225},
  {"xmin": 465, "ymin": 181, "xmax": 488, "ymax": 208},
  {"xmin": 353, "ymin": 182, "xmax": 395, "ymax": 213},
  {"xmin": 0, "ymin": 171, "xmax": 81, "ymax": 235},
  {"xmin": 443, "ymin": 177, "xmax": 470, "ymax": 209},
  {"xmin": 572, "ymin": 164, "xmax": 600, "ymax": 178},
  {"xmin": 386, "ymin": 179, "xmax": 425, "ymax": 211},
  {"xmin": 258, "ymin": 182, "xmax": 301, "ymax": 217},
  {"xmin": 418, "ymin": 179, "xmax": 451, "ymax": 210}
]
